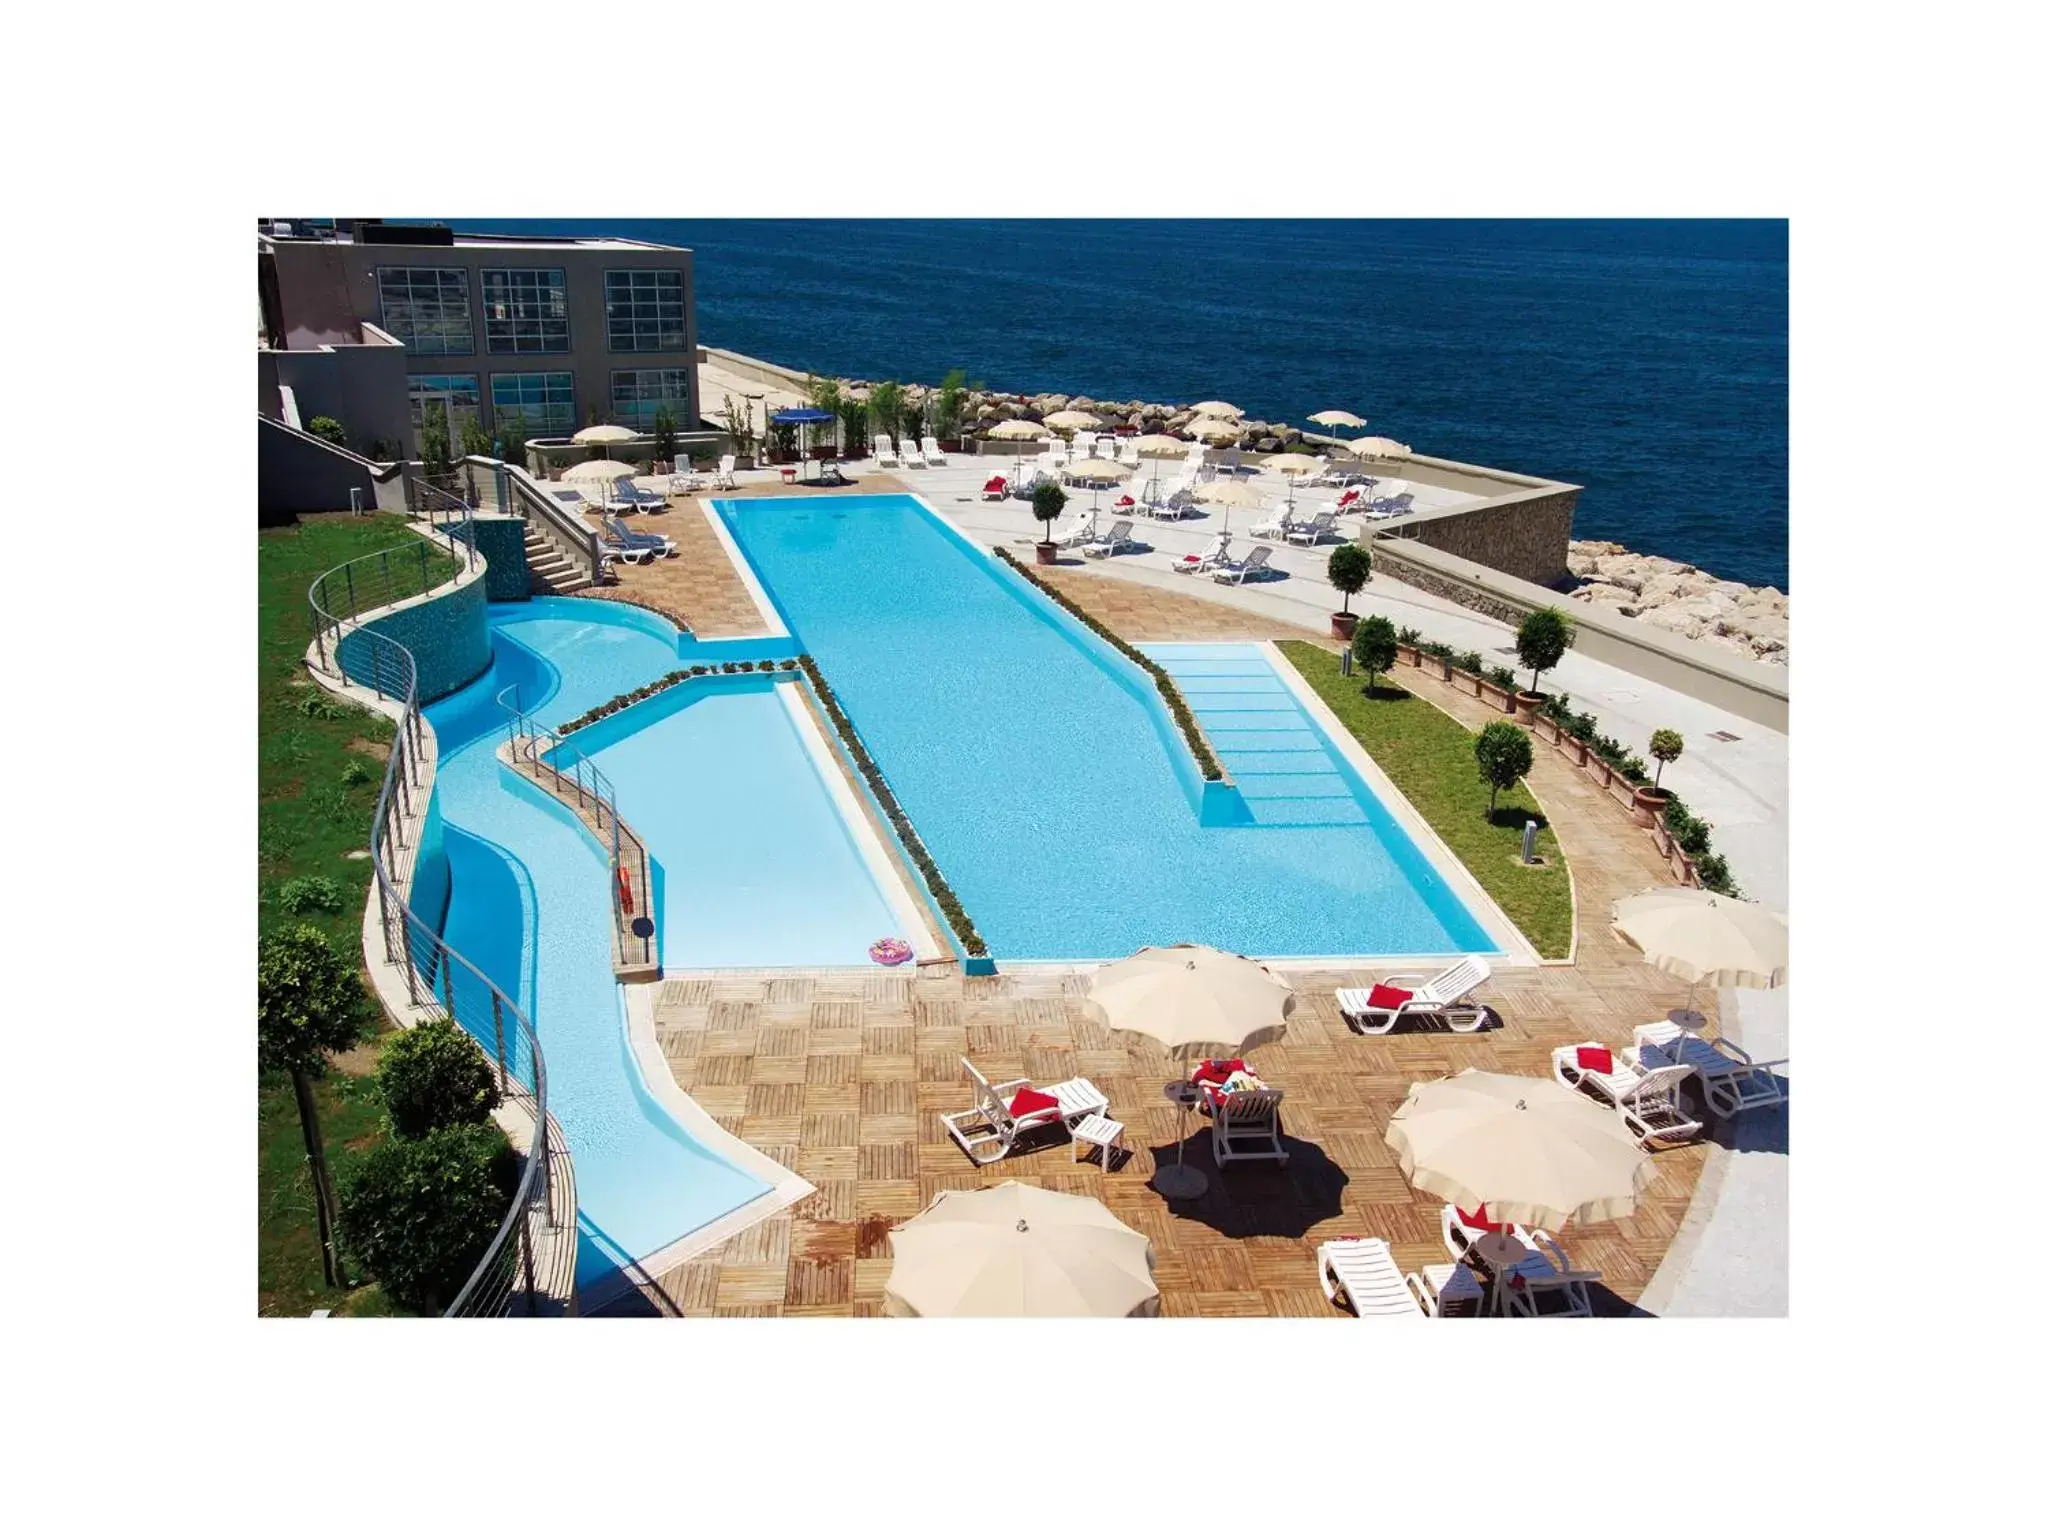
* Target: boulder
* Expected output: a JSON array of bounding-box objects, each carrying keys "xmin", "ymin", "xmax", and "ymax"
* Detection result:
[
  {"xmin": 1569, "ymin": 583, "xmax": 1639, "ymax": 613},
  {"xmin": 1639, "ymin": 605, "xmax": 1707, "ymax": 640},
  {"xmin": 1737, "ymin": 612, "xmax": 1789, "ymax": 646},
  {"xmin": 1592, "ymin": 555, "xmax": 1648, "ymax": 592},
  {"xmin": 1255, "ymin": 436, "xmax": 1281, "ymax": 453}
]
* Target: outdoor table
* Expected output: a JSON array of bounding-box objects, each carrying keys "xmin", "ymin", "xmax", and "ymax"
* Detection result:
[
  {"xmin": 1070, "ymin": 1113, "xmax": 1125, "ymax": 1170},
  {"xmin": 1466, "ymin": 1230, "xmax": 1531, "ymax": 1316},
  {"xmin": 1667, "ymin": 1007, "xmax": 1710, "ymax": 1034},
  {"xmin": 779, "ymin": 465, "xmax": 798, "ymax": 484},
  {"xmin": 1155, "ymin": 1081, "xmax": 1209, "ymax": 1200}
]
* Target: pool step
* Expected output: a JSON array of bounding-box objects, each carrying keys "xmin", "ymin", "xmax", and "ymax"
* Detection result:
[{"xmin": 525, "ymin": 530, "xmax": 593, "ymax": 595}]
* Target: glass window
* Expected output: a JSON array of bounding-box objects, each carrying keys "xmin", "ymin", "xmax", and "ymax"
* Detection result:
[
  {"xmin": 407, "ymin": 374, "xmax": 480, "ymax": 429},
  {"xmin": 610, "ymin": 368, "xmax": 694, "ymax": 430},
  {"xmin": 604, "ymin": 268, "xmax": 688, "ymax": 352},
  {"xmin": 376, "ymin": 267, "xmax": 473, "ymax": 355},
  {"xmin": 481, "ymin": 268, "xmax": 569, "ymax": 354},
  {"xmin": 489, "ymin": 372, "xmax": 576, "ymax": 436}
]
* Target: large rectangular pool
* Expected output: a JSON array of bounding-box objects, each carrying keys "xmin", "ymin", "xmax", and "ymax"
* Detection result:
[{"xmin": 715, "ymin": 495, "xmax": 1500, "ymax": 960}]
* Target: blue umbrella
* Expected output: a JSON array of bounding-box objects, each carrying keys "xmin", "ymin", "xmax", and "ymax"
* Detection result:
[{"xmin": 770, "ymin": 406, "xmax": 835, "ymax": 471}]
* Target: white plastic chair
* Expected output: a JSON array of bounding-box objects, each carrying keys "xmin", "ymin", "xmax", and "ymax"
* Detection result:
[
  {"xmin": 1336, "ymin": 958, "xmax": 1492, "ymax": 1035},
  {"xmin": 1552, "ymin": 1044, "xmax": 1704, "ymax": 1150}
]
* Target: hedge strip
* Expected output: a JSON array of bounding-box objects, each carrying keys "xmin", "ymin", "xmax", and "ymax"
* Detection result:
[
  {"xmin": 556, "ymin": 659, "xmax": 798, "ymax": 736},
  {"xmin": 993, "ymin": 548, "xmax": 1224, "ymax": 781},
  {"xmin": 795, "ymin": 654, "xmax": 988, "ymax": 957}
]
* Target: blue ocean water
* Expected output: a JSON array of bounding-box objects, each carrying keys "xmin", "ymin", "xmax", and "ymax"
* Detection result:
[{"xmin": 481, "ymin": 218, "xmax": 1788, "ymax": 590}]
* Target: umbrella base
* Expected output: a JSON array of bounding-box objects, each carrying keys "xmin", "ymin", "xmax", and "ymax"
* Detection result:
[{"xmin": 1153, "ymin": 1164, "xmax": 1209, "ymax": 1201}]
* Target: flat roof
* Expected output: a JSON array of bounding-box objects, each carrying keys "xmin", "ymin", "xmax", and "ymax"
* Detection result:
[{"xmin": 258, "ymin": 223, "xmax": 687, "ymax": 255}]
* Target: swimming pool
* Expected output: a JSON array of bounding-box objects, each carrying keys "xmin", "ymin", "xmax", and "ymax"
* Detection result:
[
  {"xmin": 714, "ymin": 495, "xmax": 1502, "ymax": 959},
  {"xmin": 422, "ymin": 599, "xmax": 902, "ymax": 1290}
]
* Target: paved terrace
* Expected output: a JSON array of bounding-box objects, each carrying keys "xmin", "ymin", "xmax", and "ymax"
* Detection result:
[{"xmin": 593, "ymin": 571, "xmax": 1728, "ymax": 1317}]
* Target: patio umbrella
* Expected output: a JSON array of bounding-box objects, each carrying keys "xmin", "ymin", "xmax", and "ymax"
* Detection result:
[
  {"xmin": 1264, "ymin": 452, "xmax": 1324, "ymax": 508},
  {"xmin": 560, "ymin": 457, "xmax": 637, "ymax": 484},
  {"xmin": 1044, "ymin": 409, "xmax": 1103, "ymax": 433},
  {"xmin": 1309, "ymin": 409, "xmax": 1368, "ymax": 430},
  {"xmin": 883, "ymin": 1182, "xmax": 1160, "ymax": 1317},
  {"xmin": 573, "ymin": 423, "xmax": 637, "ymax": 447},
  {"xmin": 1063, "ymin": 456, "xmax": 1131, "ymax": 510},
  {"xmin": 1190, "ymin": 400, "xmax": 1243, "ymax": 418},
  {"xmin": 1127, "ymin": 433, "xmax": 1187, "ymax": 502},
  {"xmin": 1612, "ymin": 888, "xmax": 1788, "ymax": 1013},
  {"xmin": 1192, "ymin": 478, "xmax": 1266, "ymax": 533},
  {"xmin": 770, "ymin": 405, "xmax": 835, "ymax": 468},
  {"xmin": 1186, "ymin": 417, "xmax": 1243, "ymax": 443},
  {"xmin": 1386, "ymin": 1069, "xmax": 1652, "ymax": 1231},
  {"xmin": 1085, "ymin": 943, "xmax": 1293, "ymax": 1060},
  {"xmin": 986, "ymin": 418, "xmax": 1046, "ymax": 441},
  {"xmin": 1345, "ymin": 436, "xmax": 1412, "ymax": 460}
]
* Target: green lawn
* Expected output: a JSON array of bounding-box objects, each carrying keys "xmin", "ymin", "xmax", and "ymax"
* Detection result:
[
  {"xmin": 1277, "ymin": 641, "xmax": 1576, "ymax": 958},
  {"xmin": 257, "ymin": 514, "xmax": 442, "ymax": 1315}
]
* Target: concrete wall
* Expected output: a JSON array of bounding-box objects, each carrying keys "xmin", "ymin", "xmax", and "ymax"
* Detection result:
[
  {"xmin": 351, "ymin": 565, "xmax": 492, "ymax": 704},
  {"xmin": 267, "ymin": 237, "xmax": 700, "ymax": 435},
  {"xmin": 259, "ymin": 415, "xmax": 382, "ymax": 521},
  {"xmin": 1371, "ymin": 538, "xmax": 1789, "ymax": 732},
  {"xmin": 268, "ymin": 337, "xmax": 412, "ymax": 459},
  {"xmin": 463, "ymin": 514, "xmax": 531, "ymax": 602},
  {"xmin": 1381, "ymin": 485, "xmax": 1580, "ymax": 587}
]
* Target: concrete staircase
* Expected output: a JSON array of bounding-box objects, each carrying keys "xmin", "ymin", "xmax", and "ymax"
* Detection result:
[{"xmin": 525, "ymin": 525, "xmax": 592, "ymax": 595}]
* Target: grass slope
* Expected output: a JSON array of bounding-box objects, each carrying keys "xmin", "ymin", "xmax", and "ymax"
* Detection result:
[
  {"xmin": 1277, "ymin": 641, "xmax": 1574, "ymax": 959},
  {"xmin": 257, "ymin": 514, "xmax": 445, "ymax": 1315}
]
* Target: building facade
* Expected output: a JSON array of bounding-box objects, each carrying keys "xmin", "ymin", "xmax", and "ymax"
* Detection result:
[{"xmin": 258, "ymin": 220, "xmax": 699, "ymax": 460}]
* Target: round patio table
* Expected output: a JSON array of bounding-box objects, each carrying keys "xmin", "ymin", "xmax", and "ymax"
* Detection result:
[
  {"xmin": 1467, "ymin": 1230, "xmax": 1531, "ymax": 1317},
  {"xmin": 1154, "ymin": 1081, "xmax": 1209, "ymax": 1200}
]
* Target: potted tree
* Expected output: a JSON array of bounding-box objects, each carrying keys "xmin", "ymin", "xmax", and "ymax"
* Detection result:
[
  {"xmin": 1474, "ymin": 721, "xmax": 1535, "ymax": 820},
  {"xmin": 1514, "ymin": 607, "xmax": 1575, "ymax": 722},
  {"xmin": 1352, "ymin": 614, "xmax": 1398, "ymax": 695},
  {"xmin": 1031, "ymin": 480, "xmax": 1069, "ymax": 565},
  {"xmin": 651, "ymin": 405, "xmax": 678, "ymax": 474},
  {"xmin": 1326, "ymin": 543, "xmax": 1371, "ymax": 640},
  {"xmin": 1636, "ymin": 727, "xmax": 1684, "ymax": 826}
]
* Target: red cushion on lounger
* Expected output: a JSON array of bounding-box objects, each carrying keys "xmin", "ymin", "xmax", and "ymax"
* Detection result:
[
  {"xmin": 984, "ymin": 477, "xmax": 1005, "ymax": 492},
  {"xmin": 1366, "ymin": 983, "xmax": 1412, "ymax": 1011},
  {"xmin": 1007, "ymin": 1086, "xmax": 1060, "ymax": 1118},
  {"xmin": 1576, "ymin": 1044, "xmax": 1614, "ymax": 1073},
  {"xmin": 1456, "ymin": 1204, "xmax": 1503, "ymax": 1233},
  {"xmin": 1191, "ymin": 1059, "xmax": 1244, "ymax": 1085},
  {"xmin": 1116, "ymin": 495, "xmax": 1135, "ymax": 507}
]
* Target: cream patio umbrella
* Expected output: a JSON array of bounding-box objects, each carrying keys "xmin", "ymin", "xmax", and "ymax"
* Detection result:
[
  {"xmin": 1344, "ymin": 436, "xmax": 1412, "ymax": 460},
  {"xmin": 1087, "ymin": 943, "xmax": 1293, "ymax": 1200},
  {"xmin": 1044, "ymin": 408, "xmax": 1104, "ymax": 433},
  {"xmin": 1192, "ymin": 477, "xmax": 1267, "ymax": 533},
  {"xmin": 1612, "ymin": 887, "xmax": 1788, "ymax": 1017},
  {"xmin": 559, "ymin": 457, "xmax": 637, "ymax": 485},
  {"xmin": 1309, "ymin": 409, "xmax": 1368, "ymax": 430},
  {"xmin": 1190, "ymin": 400, "xmax": 1243, "ymax": 418},
  {"xmin": 986, "ymin": 417, "xmax": 1047, "ymax": 440},
  {"xmin": 573, "ymin": 423, "xmax": 638, "ymax": 447},
  {"xmin": 883, "ymin": 1182, "xmax": 1160, "ymax": 1317},
  {"xmin": 1186, "ymin": 416, "xmax": 1244, "ymax": 443},
  {"xmin": 1129, "ymin": 432, "xmax": 1187, "ymax": 501},
  {"xmin": 1264, "ymin": 451, "xmax": 1324, "ymax": 509},
  {"xmin": 1387, "ymin": 1069, "xmax": 1653, "ymax": 1233},
  {"xmin": 1062, "ymin": 456, "xmax": 1131, "ymax": 510}
]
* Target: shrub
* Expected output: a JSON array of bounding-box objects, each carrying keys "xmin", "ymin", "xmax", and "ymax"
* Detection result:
[
  {"xmin": 336, "ymin": 1122, "xmax": 520, "ymax": 1313},
  {"xmin": 868, "ymin": 380, "xmax": 904, "ymax": 445},
  {"xmin": 377, "ymin": 1018, "xmax": 502, "ymax": 1139},
  {"xmin": 1458, "ymin": 650, "xmax": 1486, "ymax": 676},
  {"xmin": 652, "ymin": 404, "xmax": 679, "ymax": 467},
  {"xmin": 1350, "ymin": 615, "xmax": 1398, "ymax": 691},
  {"xmin": 494, "ymin": 410, "xmax": 530, "ymax": 470},
  {"xmin": 459, "ymin": 413, "xmax": 493, "ymax": 459},
  {"xmin": 1326, "ymin": 544, "xmax": 1372, "ymax": 614},
  {"xmin": 1540, "ymin": 691, "xmax": 1573, "ymax": 722},
  {"xmin": 278, "ymin": 875, "xmax": 347, "ymax": 916},
  {"xmin": 1648, "ymin": 728, "xmax": 1684, "ymax": 789},
  {"xmin": 1396, "ymin": 625, "xmax": 1421, "ymax": 646},
  {"xmin": 340, "ymin": 757, "xmax": 375, "ymax": 787},
  {"xmin": 933, "ymin": 369, "xmax": 971, "ymax": 439},
  {"xmin": 1487, "ymin": 664, "xmax": 1519, "ymax": 690},
  {"xmin": 1422, "ymin": 640, "xmax": 1455, "ymax": 663},
  {"xmin": 297, "ymin": 689, "xmax": 349, "ymax": 721},
  {"xmin": 1515, "ymin": 607, "xmax": 1575, "ymax": 694},
  {"xmin": 307, "ymin": 416, "xmax": 348, "ymax": 448},
  {"xmin": 1694, "ymin": 852, "xmax": 1740, "ymax": 897},
  {"xmin": 1030, "ymin": 479, "xmax": 1068, "ymax": 541},
  {"xmin": 1474, "ymin": 721, "xmax": 1535, "ymax": 814}
]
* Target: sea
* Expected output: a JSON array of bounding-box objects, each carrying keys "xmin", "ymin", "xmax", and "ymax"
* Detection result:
[{"xmin": 484, "ymin": 219, "xmax": 1788, "ymax": 591}]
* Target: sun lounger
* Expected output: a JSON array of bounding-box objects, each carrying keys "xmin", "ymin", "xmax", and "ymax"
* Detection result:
[
  {"xmin": 596, "ymin": 530, "xmax": 659, "ymax": 566},
  {"xmin": 872, "ymin": 434, "xmax": 900, "ymax": 468},
  {"xmin": 1211, "ymin": 544, "xmax": 1274, "ymax": 584},
  {"xmin": 712, "ymin": 454, "xmax": 737, "ymax": 490},
  {"xmin": 1499, "ymin": 1234, "xmax": 1601, "ymax": 1318},
  {"xmin": 1552, "ymin": 1043, "xmax": 1704, "ymax": 1150},
  {"xmin": 1364, "ymin": 492, "xmax": 1415, "ymax": 521},
  {"xmin": 1284, "ymin": 509, "xmax": 1340, "ymax": 546},
  {"xmin": 602, "ymin": 515, "xmax": 675, "ymax": 557},
  {"xmin": 1249, "ymin": 507, "xmax": 1298, "ymax": 540},
  {"xmin": 1171, "ymin": 535, "xmax": 1233, "ymax": 575},
  {"xmin": 1081, "ymin": 519, "xmax": 1136, "ymax": 559},
  {"xmin": 981, "ymin": 475, "xmax": 1010, "ymax": 500},
  {"xmin": 665, "ymin": 468, "xmax": 704, "ymax": 496},
  {"xmin": 1208, "ymin": 1087, "xmax": 1287, "ymax": 1166},
  {"xmin": 1317, "ymin": 1238, "xmax": 1431, "ymax": 1318},
  {"xmin": 1052, "ymin": 513, "xmax": 1099, "ymax": 549},
  {"xmin": 1337, "ymin": 957, "xmax": 1492, "ymax": 1034},
  {"xmin": 920, "ymin": 435, "xmax": 947, "ymax": 464},
  {"xmin": 1630, "ymin": 1020, "xmax": 1788, "ymax": 1119},
  {"xmin": 941, "ymin": 1057, "xmax": 1109, "ymax": 1165},
  {"xmin": 899, "ymin": 437, "xmax": 927, "ymax": 468}
]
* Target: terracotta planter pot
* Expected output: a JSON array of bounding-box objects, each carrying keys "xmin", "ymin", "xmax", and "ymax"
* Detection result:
[
  {"xmin": 1035, "ymin": 541, "xmax": 1060, "ymax": 566},
  {"xmin": 1632, "ymin": 784, "xmax": 1671, "ymax": 829},
  {"xmin": 1476, "ymin": 679, "xmax": 1515, "ymax": 713},
  {"xmin": 1330, "ymin": 611, "xmax": 1359, "ymax": 641},
  {"xmin": 1563, "ymin": 734, "xmax": 1589, "ymax": 766},
  {"xmin": 1587, "ymin": 755, "xmax": 1612, "ymax": 789},
  {"xmin": 1436, "ymin": 656, "xmax": 1454, "ymax": 681},
  {"xmin": 1514, "ymin": 691, "xmax": 1542, "ymax": 724},
  {"xmin": 1395, "ymin": 642, "xmax": 1420, "ymax": 667}
]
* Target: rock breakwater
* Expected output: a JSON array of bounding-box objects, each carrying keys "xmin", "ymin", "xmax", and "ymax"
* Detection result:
[{"xmin": 1566, "ymin": 540, "xmax": 1787, "ymax": 665}]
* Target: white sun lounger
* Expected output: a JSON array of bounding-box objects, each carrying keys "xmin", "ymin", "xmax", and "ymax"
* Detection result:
[
  {"xmin": 899, "ymin": 437, "xmax": 927, "ymax": 468},
  {"xmin": 920, "ymin": 435, "xmax": 947, "ymax": 464},
  {"xmin": 941, "ymin": 1058, "xmax": 1109, "ymax": 1165},
  {"xmin": 1051, "ymin": 513, "xmax": 1099, "ymax": 549},
  {"xmin": 1552, "ymin": 1044, "xmax": 1703, "ymax": 1150},
  {"xmin": 1317, "ymin": 1238, "xmax": 1432, "ymax": 1318},
  {"xmin": 1364, "ymin": 492, "xmax": 1415, "ymax": 521},
  {"xmin": 1081, "ymin": 519, "xmax": 1136, "ymax": 558},
  {"xmin": 872, "ymin": 433, "xmax": 900, "ymax": 468},
  {"xmin": 1499, "ymin": 1233, "xmax": 1601, "ymax": 1318},
  {"xmin": 1631, "ymin": 1020, "xmax": 1788, "ymax": 1119},
  {"xmin": 1211, "ymin": 545, "xmax": 1274, "ymax": 584},
  {"xmin": 1207, "ymin": 1086, "xmax": 1288, "ymax": 1166},
  {"xmin": 1249, "ymin": 508, "xmax": 1298, "ymax": 540},
  {"xmin": 712, "ymin": 454, "xmax": 738, "ymax": 490},
  {"xmin": 1336, "ymin": 957, "xmax": 1492, "ymax": 1034},
  {"xmin": 1284, "ymin": 508, "xmax": 1341, "ymax": 546},
  {"xmin": 1171, "ymin": 535, "xmax": 1233, "ymax": 575}
]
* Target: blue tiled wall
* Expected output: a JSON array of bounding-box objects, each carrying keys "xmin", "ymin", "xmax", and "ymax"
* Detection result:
[{"xmin": 341, "ymin": 570, "xmax": 492, "ymax": 704}]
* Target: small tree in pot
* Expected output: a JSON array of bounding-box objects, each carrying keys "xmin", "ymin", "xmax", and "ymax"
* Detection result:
[
  {"xmin": 1351, "ymin": 614, "xmax": 1399, "ymax": 696},
  {"xmin": 1474, "ymin": 720, "xmax": 1535, "ymax": 820},
  {"xmin": 1636, "ymin": 726, "xmax": 1685, "ymax": 824},
  {"xmin": 1514, "ymin": 607, "xmax": 1575, "ymax": 719},
  {"xmin": 651, "ymin": 405, "xmax": 678, "ymax": 472},
  {"xmin": 1326, "ymin": 543, "xmax": 1372, "ymax": 639},
  {"xmin": 1031, "ymin": 480, "xmax": 1068, "ymax": 564}
]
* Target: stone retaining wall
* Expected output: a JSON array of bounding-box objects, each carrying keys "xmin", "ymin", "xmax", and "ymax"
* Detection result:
[{"xmin": 1382, "ymin": 486, "xmax": 1578, "ymax": 587}]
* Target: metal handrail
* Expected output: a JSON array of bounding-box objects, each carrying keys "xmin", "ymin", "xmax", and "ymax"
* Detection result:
[
  {"xmin": 494, "ymin": 685, "xmax": 653, "ymax": 969},
  {"xmin": 485, "ymin": 455, "xmax": 606, "ymax": 586},
  {"xmin": 306, "ymin": 531, "xmax": 560, "ymax": 1317}
]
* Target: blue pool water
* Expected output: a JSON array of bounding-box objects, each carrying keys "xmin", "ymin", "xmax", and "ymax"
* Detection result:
[
  {"xmin": 716, "ymin": 495, "xmax": 1498, "ymax": 959},
  {"xmin": 424, "ymin": 600, "xmax": 828, "ymax": 1289}
]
